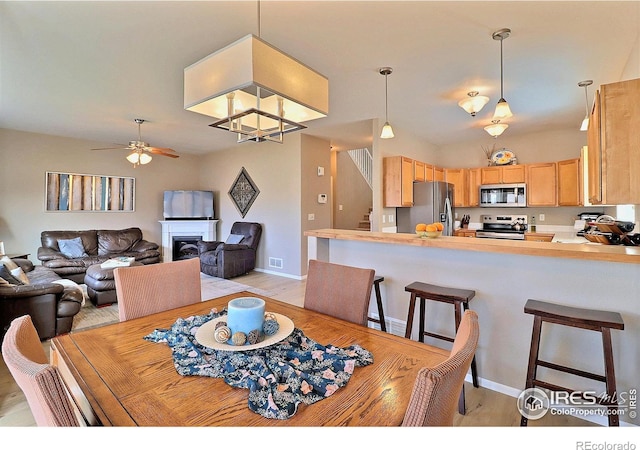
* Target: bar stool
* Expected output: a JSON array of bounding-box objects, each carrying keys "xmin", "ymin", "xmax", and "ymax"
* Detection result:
[
  {"xmin": 521, "ymin": 299, "xmax": 625, "ymax": 426},
  {"xmin": 404, "ymin": 281, "xmax": 479, "ymax": 414},
  {"xmin": 367, "ymin": 276, "xmax": 387, "ymax": 332}
]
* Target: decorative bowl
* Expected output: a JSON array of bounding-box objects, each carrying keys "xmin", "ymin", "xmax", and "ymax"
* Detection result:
[{"xmin": 417, "ymin": 230, "xmax": 442, "ymax": 239}]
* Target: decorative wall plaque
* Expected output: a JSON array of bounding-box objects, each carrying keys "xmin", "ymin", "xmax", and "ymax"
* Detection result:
[{"xmin": 228, "ymin": 167, "xmax": 259, "ymax": 218}]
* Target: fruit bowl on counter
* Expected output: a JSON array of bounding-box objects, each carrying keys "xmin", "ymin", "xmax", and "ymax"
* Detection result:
[{"xmin": 416, "ymin": 222, "xmax": 444, "ymax": 239}]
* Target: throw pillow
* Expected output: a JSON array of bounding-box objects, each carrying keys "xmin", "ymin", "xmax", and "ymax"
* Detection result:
[
  {"xmin": 0, "ymin": 255, "xmax": 18, "ymax": 271},
  {"xmin": 10, "ymin": 266, "xmax": 29, "ymax": 285},
  {"xmin": 0, "ymin": 265, "xmax": 23, "ymax": 285},
  {"xmin": 226, "ymin": 234, "xmax": 245, "ymax": 245},
  {"xmin": 58, "ymin": 237, "xmax": 88, "ymax": 258}
]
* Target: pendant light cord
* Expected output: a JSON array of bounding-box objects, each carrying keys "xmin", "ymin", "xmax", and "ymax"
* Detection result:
[
  {"xmin": 257, "ymin": 0, "xmax": 261, "ymax": 38},
  {"xmin": 385, "ymin": 73, "xmax": 389, "ymax": 121},
  {"xmin": 584, "ymin": 85, "xmax": 589, "ymax": 116},
  {"xmin": 499, "ymin": 38, "xmax": 504, "ymax": 99}
]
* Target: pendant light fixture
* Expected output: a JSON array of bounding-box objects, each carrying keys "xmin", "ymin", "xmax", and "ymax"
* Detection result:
[
  {"xmin": 491, "ymin": 28, "xmax": 513, "ymax": 121},
  {"xmin": 484, "ymin": 120, "xmax": 508, "ymax": 138},
  {"xmin": 379, "ymin": 67, "xmax": 394, "ymax": 139},
  {"xmin": 578, "ymin": 80, "xmax": 593, "ymax": 131},
  {"xmin": 458, "ymin": 91, "xmax": 490, "ymax": 117},
  {"xmin": 183, "ymin": 1, "xmax": 328, "ymax": 143}
]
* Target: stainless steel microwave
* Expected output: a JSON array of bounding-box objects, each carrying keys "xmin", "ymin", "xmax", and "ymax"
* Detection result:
[{"xmin": 479, "ymin": 183, "xmax": 527, "ymax": 207}]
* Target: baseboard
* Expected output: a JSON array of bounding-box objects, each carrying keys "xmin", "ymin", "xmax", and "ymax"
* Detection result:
[{"xmin": 254, "ymin": 267, "xmax": 305, "ymax": 280}]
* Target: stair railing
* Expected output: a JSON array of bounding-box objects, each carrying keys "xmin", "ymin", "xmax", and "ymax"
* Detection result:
[{"xmin": 347, "ymin": 148, "xmax": 373, "ymax": 189}]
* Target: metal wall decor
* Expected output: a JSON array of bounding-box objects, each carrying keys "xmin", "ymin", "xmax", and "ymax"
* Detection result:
[
  {"xmin": 228, "ymin": 167, "xmax": 260, "ymax": 218},
  {"xmin": 45, "ymin": 171, "xmax": 135, "ymax": 212}
]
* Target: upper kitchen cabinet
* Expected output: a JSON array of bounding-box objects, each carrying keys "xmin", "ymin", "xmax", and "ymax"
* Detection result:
[
  {"xmin": 527, "ymin": 162, "xmax": 557, "ymax": 206},
  {"xmin": 434, "ymin": 166, "xmax": 445, "ymax": 182},
  {"xmin": 557, "ymin": 158, "xmax": 582, "ymax": 206},
  {"xmin": 480, "ymin": 164, "xmax": 526, "ymax": 184},
  {"xmin": 444, "ymin": 168, "xmax": 468, "ymax": 207},
  {"xmin": 383, "ymin": 156, "xmax": 414, "ymax": 207},
  {"xmin": 588, "ymin": 78, "xmax": 640, "ymax": 205},
  {"xmin": 468, "ymin": 168, "xmax": 481, "ymax": 207},
  {"xmin": 413, "ymin": 160, "xmax": 426, "ymax": 182}
]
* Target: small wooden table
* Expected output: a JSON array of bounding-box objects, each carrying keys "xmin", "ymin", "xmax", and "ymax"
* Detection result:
[{"xmin": 51, "ymin": 292, "xmax": 450, "ymax": 426}]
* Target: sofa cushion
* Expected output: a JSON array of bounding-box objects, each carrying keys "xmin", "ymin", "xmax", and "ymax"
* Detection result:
[
  {"xmin": 58, "ymin": 237, "xmax": 89, "ymax": 258},
  {"xmin": 226, "ymin": 234, "xmax": 245, "ymax": 244},
  {"xmin": 41, "ymin": 230, "xmax": 99, "ymax": 256},
  {"xmin": 97, "ymin": 228, "xmax": 142, "ymax": 256},
  {"xmin": 0, "ymin": 265, "xmax": 23, "ymax": 285}
]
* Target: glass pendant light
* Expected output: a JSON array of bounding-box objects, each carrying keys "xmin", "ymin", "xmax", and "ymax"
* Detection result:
[
  {"xmin": 379, "ymin": 67, "xmax": 394, "ymax": 139},
  {"xmin": 458, "ymin": 91, "xmax": 490, "ymax": 117},
  {"xmin": 484, "ymin": 120, "xmax": 509, "ymax": 138},
  {"xmin": 578, "ymin": 80, "xmax": 593, "ymax": 131},
  {"xmin": 492, "ymin": 29, "xmax": 513, "ymax": 121}
]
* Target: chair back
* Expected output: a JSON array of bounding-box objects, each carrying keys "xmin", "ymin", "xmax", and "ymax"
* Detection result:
[
  {"xmin": 229, "ymin": 222, "xmax": 262, "ymax": 250},
  {"xmin": 114, "ymin": 258, "xmax": 202, "ymax": 321},
  {"xmin": 402, "ymin": 310, "xmax": 480, "ymax": 426},
  {"xmin": 1, "ymin": 315, "xmax": 79, "ymax": 426},
  {"xmin": 303, "ymin": 259, "xmax": 375, "ymax": 326}
]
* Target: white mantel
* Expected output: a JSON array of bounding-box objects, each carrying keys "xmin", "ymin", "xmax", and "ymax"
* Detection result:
[{"xmin": 159, "ymin": 220, "xmax": 218, "ymax": 263}]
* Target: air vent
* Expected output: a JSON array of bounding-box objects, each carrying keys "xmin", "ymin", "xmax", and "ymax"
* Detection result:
[{"xmin": 269, "ymin": 257, "xmax": 283, "ymax": 269}]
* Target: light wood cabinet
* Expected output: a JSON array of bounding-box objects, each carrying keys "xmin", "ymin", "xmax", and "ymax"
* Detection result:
[
  {"xmin": 588, "ymin": 78, "xmax": 640, "ymax": 205},
  {"xmin": 444, "ymin": 168, "xmax": 468, "ymax": 207},
  {"xmin": 468, "ymin": 168, "xmax": 481, "ymax": 207},
  {"xmin": 527, "ymin": 162, "xmax": 557, "ymax": 206},
  {"xmin": 383, "ymin": 156, "xmax": 414, "ymax": 207},
  {"xmin": 454, "ymin": 229, "xmax": 476, "ymax": 238},
  {"xmin": 557, "ymin": 158, "xmax": 582, "ymax": 206},
  {"xmin": 424, "ymin": 163, "xmax": 434, "ymax": 182},
  {"xmin": 434, "ymin": 166, "xmax": 445, "ymax": 182},
  {"xmin": 524, "ymin": 233, "xmax": 555, "ymax": 242},
  {"xmin": 480, "ymin": 164, "xmax": 526, "ymax": 184},
  {"xmin": 413, "ymin": 160, "xmax": 425, "ymax": 182}
]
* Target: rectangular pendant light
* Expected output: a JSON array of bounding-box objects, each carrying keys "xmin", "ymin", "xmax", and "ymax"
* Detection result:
[{"xmin": 184, "ymin": 34, "xmax": 329, "ymax": 143}]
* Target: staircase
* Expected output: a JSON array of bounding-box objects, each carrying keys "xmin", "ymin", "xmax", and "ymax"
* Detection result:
[{"xmin": 356, "ymin": 207, "xmax": 373, "ymax": 231}]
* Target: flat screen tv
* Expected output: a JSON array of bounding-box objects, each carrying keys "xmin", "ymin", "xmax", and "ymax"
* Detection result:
[{"xmin": 163, "ymin": 190, "xmax": 214, "ymax": 220}]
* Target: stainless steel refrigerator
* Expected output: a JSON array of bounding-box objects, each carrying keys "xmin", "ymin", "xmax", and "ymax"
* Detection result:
[{"xmin": 396, "ymin": 181, "xmax": 455, "ymax": 235}]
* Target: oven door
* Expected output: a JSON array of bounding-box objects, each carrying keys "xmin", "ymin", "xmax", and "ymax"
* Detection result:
[{"xmin": 476, "ymin": 230, "xmax": 525, "ymax": 240}]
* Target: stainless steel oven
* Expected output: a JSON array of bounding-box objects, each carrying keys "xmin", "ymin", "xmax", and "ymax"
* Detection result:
[
  {"xmin": 479, "ymin": 183, "xmax": 526, "ymax": 207},
  {"xmin": 476, "ymin": 215, "xmax": 528, "ymax": 240}
]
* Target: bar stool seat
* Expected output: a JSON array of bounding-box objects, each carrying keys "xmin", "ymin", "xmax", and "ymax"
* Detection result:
[
  {"xmin": 367, "ymin": 276, "xmax": 387, "ymax": 332},
  {"xmin": 521, "ymin": 299, "xmax": 624, "ymax": 426},
  {"xmin": 404, "ymin": 281, "xmax": 479, "ymax": 415}
]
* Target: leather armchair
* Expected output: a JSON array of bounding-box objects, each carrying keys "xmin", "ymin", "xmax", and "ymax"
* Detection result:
[{"xmin": 197, "ymin": 222, "xmax": 262, "ymax": 279}]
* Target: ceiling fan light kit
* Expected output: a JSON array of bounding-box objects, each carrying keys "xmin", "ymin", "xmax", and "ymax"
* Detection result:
[
  {"xmin": 379, "ymin": 67, "xmax": 395, "ymax": 139},
  {"xmin": 184, "ymin": 34, "xmax": 328, "ymax": 144}
]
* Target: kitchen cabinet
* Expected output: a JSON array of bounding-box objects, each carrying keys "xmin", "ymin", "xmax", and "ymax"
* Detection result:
[
  {"xmin": 444, "ymin": 168, "xmax": 468, "ymax": 207},
  {"xmin": 557, "ymin": 158, "xmax": 582, "ymax": 206},
  {"xmin": 413, "ymin": 160, "xmax": 425, "ymax": 182},
  {"xmin": 587, "ymin": 78, "xmax": 640, "ymax": 205},
  {"xmin": 434, "ymin": 166, "xmax": 445, "ymax": 182},
  {"xmin": 454, "ymin": 229, "xmax": 476, "ymax": 238},
  {"xmin": 383, "ymin": 156, "xmax": 414, "ymax": 207},
  {"xmin": 527, "ymin": 162, "xmax": 557, "ymax": 206},
  {"xmin": 467, "ymin": 168, "xmax": 481, "ymax": 207},
  {"xmin": 424, "ymin": 163, "xmax": 434, "ymax": 182},
  {"xmin": 480, "ymin": 164, "xmax": 526, "ymax": 184},
  {"xmin": 524, "ymin": 233, "xmax": 555, "ymax": 242}
]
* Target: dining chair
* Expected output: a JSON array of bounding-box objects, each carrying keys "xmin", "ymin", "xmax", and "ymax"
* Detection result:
[
  {"xmin": 303, "ymin": 259, "xmax": 375, "ymax": 326},
  {"xmin": 114, "ymin": 257, "xmax": 202, "ymax": 321},
  {"xmin": 1, "ymin": 315, "xmax": 80, "ymax": 426},
  {"xmin": 401, "ymin": 309, "xmax": 480, "ymax": 426}
]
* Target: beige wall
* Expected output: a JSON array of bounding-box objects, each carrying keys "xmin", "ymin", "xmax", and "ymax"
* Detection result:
[{"xmin": 333, "ymin": 150, "xmax": 372, "ymax": 230}]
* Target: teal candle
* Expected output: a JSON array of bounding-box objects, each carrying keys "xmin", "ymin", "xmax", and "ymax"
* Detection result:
[{"xmin": 227, "ymin": 297, "xmax": 265, "ymax": 343}]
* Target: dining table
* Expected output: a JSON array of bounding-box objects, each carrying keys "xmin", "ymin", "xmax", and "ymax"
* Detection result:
[{"xmin": 50, "ymin": 291, "xmax": 450, "ymax": 426}]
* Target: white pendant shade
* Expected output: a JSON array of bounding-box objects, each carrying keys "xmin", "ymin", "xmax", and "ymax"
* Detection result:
[
  {"xmin": 578, "ymin": 80, "xmax": 593, "ymax": 131},
  {"xmin": 580, "ymin": 116, "xmax": 589, "ymax": 131},
  {"xmin": 484, "ymin": 120, "xmax": 508, "ymax": 137},
  {"xmin": 458, "ymin": 91, "xmax": 490, "ymax": 117},
  {"xmin": 492, "ymin": 98, "xmax": 513, "ymax": 120},
  {"xmin": 184, "ymin": 34, "xmax": 328, "ymax": 143},
  {"xmin": 380, "ymin": 122, "xmax": 395, "ymax": 139}
]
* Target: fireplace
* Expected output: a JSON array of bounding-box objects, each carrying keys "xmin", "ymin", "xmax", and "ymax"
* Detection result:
[{"xmin": 159, "ymin": 220, "xmax": 218, "ymax": 263}]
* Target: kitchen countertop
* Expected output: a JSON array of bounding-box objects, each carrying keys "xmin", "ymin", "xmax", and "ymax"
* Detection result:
[{"xmin": 305, "ymin": 228, "xmax": 640, "ymax": 264}]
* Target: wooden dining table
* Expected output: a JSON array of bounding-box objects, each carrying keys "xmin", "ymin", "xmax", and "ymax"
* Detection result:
[{"xmin": 51, "ymin": 291, "xmax": 450, "ymax": 426}]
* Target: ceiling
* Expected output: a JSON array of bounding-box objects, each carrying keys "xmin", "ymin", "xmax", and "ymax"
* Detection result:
[{"xmin": 1, "ymin": 1, "xmax": 638, "ymax": 155}]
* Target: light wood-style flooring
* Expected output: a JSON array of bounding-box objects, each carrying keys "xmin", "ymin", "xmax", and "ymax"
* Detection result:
[{"xmin": 0, "ymin": 271, "xmax": 594, "ymax": 427}]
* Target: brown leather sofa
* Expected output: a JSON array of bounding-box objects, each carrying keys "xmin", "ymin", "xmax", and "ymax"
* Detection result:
[
  {"xmin": 0, "ymin": 259, "xmax": 83, "ymax": 342},
  {"xmin": 37, "ymin": 227, "xmax": 161, "ymax": 283},
  {"xmin": 197, "ymin": 222, "xmax": 262, "ymax": 279}
]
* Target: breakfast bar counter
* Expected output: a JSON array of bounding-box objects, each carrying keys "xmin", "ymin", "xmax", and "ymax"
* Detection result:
[{"xmin": 305, "ymin": 228, "xmax": 640, "ymax": 426}]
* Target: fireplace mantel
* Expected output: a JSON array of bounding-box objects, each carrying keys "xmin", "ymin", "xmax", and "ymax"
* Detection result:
[{"xmin": 159, "ymin": 220, "xmax": 218, "ymax": 263}]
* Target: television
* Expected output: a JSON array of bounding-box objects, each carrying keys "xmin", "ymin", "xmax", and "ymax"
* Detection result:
[{"xmin": 163, "ymin": 190, "xmax": 214, "ymax": 220}]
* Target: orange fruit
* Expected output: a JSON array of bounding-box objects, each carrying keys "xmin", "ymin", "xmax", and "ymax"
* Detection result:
[
  {"xmin": 415, "ymin": 223, "xmax": 427, "ymax": 232},
  {"xmin": 425, "ymin": 224, "xmax": 437, "ymax": 232},
  {"xmin": 434, "ymin": 222, "xmax": 444, "ymax": 231}
]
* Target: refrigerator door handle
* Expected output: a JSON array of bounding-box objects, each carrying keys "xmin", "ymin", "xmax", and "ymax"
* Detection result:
[{"xmin": 444, "ymin": 196, "xmax": 453, "ymax": 236}]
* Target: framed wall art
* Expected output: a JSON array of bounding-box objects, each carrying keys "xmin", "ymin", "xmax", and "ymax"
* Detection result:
[
  {"xmin": 228, "ymin": 167, "xmax": 260, "ymax": 218},
  {"xmin": 45, "ymin": 171, "xmax": 135, "ymax": 212}
]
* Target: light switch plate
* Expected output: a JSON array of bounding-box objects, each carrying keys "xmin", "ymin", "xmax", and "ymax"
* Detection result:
[{"xmin": 317, "ymin": 166, "xmax": 324, "ymax": 176}]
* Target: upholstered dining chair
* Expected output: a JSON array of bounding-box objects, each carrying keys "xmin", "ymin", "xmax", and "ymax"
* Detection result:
[
  {"xmin": 402, "ymin": 309, "xmax": 480, "ymax": 426},
  {"xmin": 303, "ymin": 259, "xmax": 375, "ymax": 326},
  {"xmin": 114, "ymin": 257, "xmax": 202, "ymax": 322},
  {"xmin": 1, "ymin": 315, "xmax": 80, "ymax": 426}
]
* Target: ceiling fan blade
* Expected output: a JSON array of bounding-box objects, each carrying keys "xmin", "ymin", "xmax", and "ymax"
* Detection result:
[{"xmin": 147, "ymin": 147, "xmax": 180, "ymax": 158}]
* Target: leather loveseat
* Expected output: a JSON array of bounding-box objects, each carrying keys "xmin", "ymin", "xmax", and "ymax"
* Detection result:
[
  {"xmin": 197, "ymin": 222, "xmax": 262, "ymax": 279},
  {"xmin": 37, "ymin": 227, "xmax": 161, "ymax": 283},
  {"xmin": 0, "ymin": 258, "xmax": 83, "ymax": 342}
]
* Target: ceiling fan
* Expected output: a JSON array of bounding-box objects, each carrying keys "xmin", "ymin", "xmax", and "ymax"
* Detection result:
[{"xmin": 92, "ymin": 119, "xmax": 179, "ymax": 167}]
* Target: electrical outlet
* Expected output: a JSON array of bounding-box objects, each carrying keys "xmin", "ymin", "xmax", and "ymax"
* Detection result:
[
  {"xmin": 539, "ymin": 214, "xmax": 545, "ymax": 222},
  {"xmin": 308, "ymin": 213, "xmax": 315, "ymax": 220}
]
